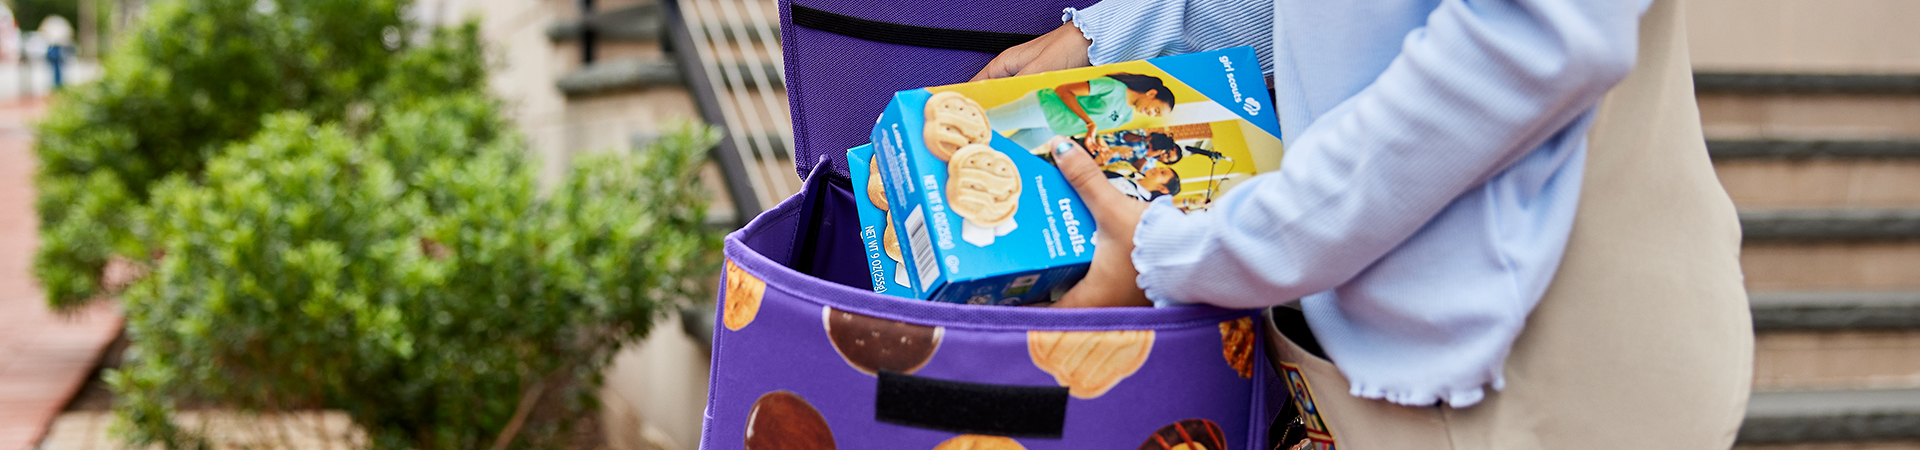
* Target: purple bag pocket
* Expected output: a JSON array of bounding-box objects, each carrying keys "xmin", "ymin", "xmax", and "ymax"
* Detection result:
[
  {"xmin": 700, "ymin": 163, "xmax": 1287, "ymax": 449},
  {"xmin": 781, "ymin": 0, "xmax": 1099, "ymax": 180}
]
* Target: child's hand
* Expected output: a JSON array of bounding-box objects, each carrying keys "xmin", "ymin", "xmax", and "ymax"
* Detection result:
[
  {"xmin": 972, "ymin": 22, "xmax": 1093, "ymax": 81},
  {"xmin": 1087, "ymin": 136, "xmax": 1110, "ymax": 155},
  {"xmin": 1042, "ymin": 137, "xmax": 1152, "ymax": 308}
]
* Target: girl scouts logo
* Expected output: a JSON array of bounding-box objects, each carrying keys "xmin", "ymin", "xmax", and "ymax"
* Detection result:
[
  {"xmin": 1243, "ymin": 97, "xmax": 1263, "ymax": 116},
  {"xmin": 1278, "ymin": 362, "xmax": 1337, "ymax": 450}
]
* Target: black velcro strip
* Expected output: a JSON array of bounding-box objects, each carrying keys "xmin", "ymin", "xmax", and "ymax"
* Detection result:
[
  {"xmin": 790, "ymin": 4, "xmax": 1042, "ymax": 54},
  {"xmin": 875, "ymin": 371, "xmax": 1069, "ymax": 438}
]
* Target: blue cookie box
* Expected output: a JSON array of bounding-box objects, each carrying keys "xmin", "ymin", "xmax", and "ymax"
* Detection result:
[
  {"xmin": 846, "ymin": 144, "xmax": 918, "ymax": 299},
  {"xmin": 872, "ymin": 92, "xmax": 1095, "ymax": 306}
]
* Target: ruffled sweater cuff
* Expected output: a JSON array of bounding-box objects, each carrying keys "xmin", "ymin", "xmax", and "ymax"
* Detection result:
[
  {"xmin": 1061, "ymin": 1, "xmax": 1184, "ymax": 66},
  {"xmin": 1131, "ymin": 197, "xmax": 1209, "ymax": 307}
]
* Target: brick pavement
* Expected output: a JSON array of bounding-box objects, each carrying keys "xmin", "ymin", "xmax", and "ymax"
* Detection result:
[{"xmin": 0, "ymin": 97, "xmax": 125, "ymax": 450}]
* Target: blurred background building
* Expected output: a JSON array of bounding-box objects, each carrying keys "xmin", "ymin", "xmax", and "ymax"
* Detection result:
[{"xmin": 5, "ymin": 0, "xmax": 1920, "ymax": 449}]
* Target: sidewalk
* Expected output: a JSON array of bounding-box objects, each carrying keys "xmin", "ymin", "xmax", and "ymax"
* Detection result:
[
  {"xmin": 0, "ymin": 61, "xmax": 99, "ymax": 104},
  {"xmin": 0, "ymin": 97, "xmax": 124, "ymax": 450}
]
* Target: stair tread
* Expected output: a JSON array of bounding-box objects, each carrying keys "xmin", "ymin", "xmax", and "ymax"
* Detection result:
[
  {"xmin": 548, "ymin": 4, "xmax": 664, "ymax": 42},
  {"xmin": 557, "ymin": 58, "xmax": 783, "ymax": 96},
  {"xmin": 1751, "ymin": 291, "xmax": 1920, "ymax": 331},
  {"xmin": 556, "ymin": 59, "xmax": 683, "ymax": 95},
  {"xmin": 1742, "ymin": 388, "xmax": 1920, "ymax": 444},
  {"xmin": 1741, "ymin": 208, "xmax": 1920, "ymax": 241},
  {"xmin": 1710, "ymin": 139, "xmax": 1920, "ymax": 160},
  {"xmin": 549, "ymin": 4, "xmax": 779, "ymax": 43},
  {"xmin": 1749, "ymin": 388, "xmax": 1920, "ymax": 418},
  {"xmin": 1698, "ymin": 72, "xmax": 1920, "ymax": 95}
]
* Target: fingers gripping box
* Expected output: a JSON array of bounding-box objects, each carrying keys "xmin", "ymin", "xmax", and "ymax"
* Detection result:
[
  {"xmin": 871, "ymin": 47, "xmax": 1284, "ymax": 305},
  {"xmin": 846, "ymin": 144, "xmax": 917, "ymax": 299}
]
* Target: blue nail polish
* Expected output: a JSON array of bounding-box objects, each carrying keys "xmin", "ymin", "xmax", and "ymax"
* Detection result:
[{"xmin": 1054, "ymin": 141, "xmax": 1074, "ymax": 156}]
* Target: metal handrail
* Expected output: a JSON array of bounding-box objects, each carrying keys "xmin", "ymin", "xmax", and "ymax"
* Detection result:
[{"xmin": 663, "ymin": 0, "xmax": 775, "ymax": 225}]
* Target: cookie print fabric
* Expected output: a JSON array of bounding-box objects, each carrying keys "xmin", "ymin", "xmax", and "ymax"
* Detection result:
[{"xmin": 701, "ymin": 167, "xmax": 1286, "ymax": 449}]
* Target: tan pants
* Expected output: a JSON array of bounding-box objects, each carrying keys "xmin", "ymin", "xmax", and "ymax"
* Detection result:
[{"xmin": 1263, "ymin": 0, "xmax": 1755, "ymax": 448}]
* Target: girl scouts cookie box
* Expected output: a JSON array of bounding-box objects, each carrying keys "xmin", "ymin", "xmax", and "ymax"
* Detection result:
[
  {"xmin": 870, "ymin": 46, "xmax": 1283, "ymax": 305},
  {"xmin": 846, "ymin": 144, "xmax": 917, "ymax": 299}
]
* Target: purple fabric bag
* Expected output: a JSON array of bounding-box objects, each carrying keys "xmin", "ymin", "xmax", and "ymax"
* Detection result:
[
  {"xmin": 698, "ymin": 2, "xmax": 1290, "ymax": 448},
  {"xmin": 781, "ymin": 0, "xmax": 1097, "ymax": 180}
]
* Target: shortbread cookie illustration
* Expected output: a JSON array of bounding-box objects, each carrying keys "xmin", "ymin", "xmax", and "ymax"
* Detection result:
[
  {"xmin": 933, "ymin": 435, "xmax": 1027, "ymax": 450},
  {"xmin": 884, "ymin": 212, "xmax": 903, "ymax": 263},
  {"xmin": 923, "ymin": 92, "xmax": 992, "ymax": 161},
  {"xmin": 745, "ymin": 391, "xmax": 836, "ymax": 450},
  {"xmin": 1220, "ymin": 317, "xmax": 1256, "ymax": 378},
  {"xmin": 723, "ymin": 260, "xmax": 765, "ymax": 331},
  {"xmin": 946, "ymin": 144, "xmax": 1021, "ymax": 228},
  {"xmin": 868, "ymin": 157, "xmax": 890, "ymax": 211},
  {"xmin": 1027, "ymin": 329, "xmax": 1155, "ymax": 399},
  {"xmin": 1137, "ymin": 419, "xmax": 1226, "ymax": 450},
  {"xmin": 824, "ymin": 307, "xmax": 944, "ymax": 375}
]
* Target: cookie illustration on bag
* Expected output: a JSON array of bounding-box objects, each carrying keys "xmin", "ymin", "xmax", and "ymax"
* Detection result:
[
  {"xmin": 745, "ymin": 390, "xmax": 836, "ymax": 450},
  {"xmin": 824, "ymin": 307, "xmax": 944, "ymax": 375},
  {"xmin": 724, "ymin": 260, "xmax": 765, "ymax": 331},
  {"xmin": 933, "ymin": 435, "xmax": 1028, "ymax": 450},
  {"xmin": 1138, "ymin": 419, "xmax": 1227, "ymax": 450},
  {"xmin": 947, "ymin": 144, "xmax": 1021, "ymax": 246},
  {"xmin": 1220, "ymin": 317, "xmax": 1257, "ymax": 379},
  {"xmin": 1028, "ymin": 329, "xmax": 1154, "ymax": 399},
  {"xmin": 923, "ymin": 91, "xmax": 992, "ymax": 161}
]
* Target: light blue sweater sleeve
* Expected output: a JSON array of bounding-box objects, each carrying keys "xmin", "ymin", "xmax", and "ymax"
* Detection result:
[
  {"xmin": 1066, "ymin": 0, "xmax": 1275, "ymax": 74},
  {"xmin": 1069, "ymin": 0, "xmax": 1649, "ymax": 407}
]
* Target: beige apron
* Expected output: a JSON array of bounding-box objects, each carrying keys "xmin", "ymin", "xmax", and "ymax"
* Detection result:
[{"xmin": 1262, "ymin": 0, "xmax": 1755, "ymax": 448}]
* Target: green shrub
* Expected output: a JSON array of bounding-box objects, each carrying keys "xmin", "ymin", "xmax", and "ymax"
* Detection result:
[
  {"xmin": 109, "ymin": 113, "xmax": 722, "ymax": 449},
  {"xmin": 37, "ymin": 0, "xmax": 726, "ymax": 447},
  {"xmin": 31, "ymin": 0, "xmax": 468, "ymax": 308}
]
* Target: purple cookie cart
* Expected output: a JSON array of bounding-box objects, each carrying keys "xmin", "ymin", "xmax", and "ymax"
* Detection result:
[{"xmin": 697, "ymin": 2, "xmax": 1292, "ymax": 449}]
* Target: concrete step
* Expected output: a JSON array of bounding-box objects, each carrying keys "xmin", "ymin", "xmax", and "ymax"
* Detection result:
[
  {"xmin": 1686, "ymin": 0, "xmax": 1920, "ymax": 75},
  {"xmin": 1742, "ymin": 240, "xmax": 1920, "ymax": 292},
  {"xmin": 1711, "ymin": 139, "xmax": 1920, "ymax": 160},
  {"xmin": 1694, "ymin": 73, "xmax": 1920, "ymax": 140},
  {"xmin": 557, "ymin": 58, "xmax": 783, "ymax": 97},
  {"xmin": 638, "ymin": 129, "xmax": 789, "ymax": 156},
  {"xmin": 1749, "ymin": 292, "xmax": 1920, "ymax": 392},
  {"xmin": 547, "ymin": 3, "xmax": 779, "ymax": 45},
  {"xmin": 1699, "ymin": 134, "xmax": 1918, "ymax": 211},
  {"xmin": 1737, "ymin": 208, "xmax": 1920, "ymax": 291},
  {"xmin": 1740, "ymin": 388, "xmax": 1920, "ymax": 445},
  {"xmin": 1697, "ymin": 73, "xmax": 1920, "ymax": 96},
  {"xmin": 1753, "ymin": 292, "xmax": 1920, "ymax": 332},
  {"xmin": 1737, "ymin": 441, "xmax": 1920, "ymax": 450},
  {"xmin": 1699, "ymin": 92, "xmax": 1920, "ymax": 140},
  {"xmin": 1742, "ymin": 209, "xmax": 1920, "ymax": 241},
  {"xmin": 1756, "ymin": 329, "xmax": 1920, "ymax": 391},
  {"xmin": 1715, "ymin": 158, "xmax": 1920, "ymax": 210},
  {"xmin": 549, "ymin": 4, "xmax": 667, "ymax": 43}
]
